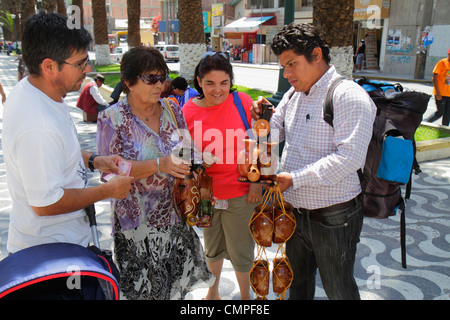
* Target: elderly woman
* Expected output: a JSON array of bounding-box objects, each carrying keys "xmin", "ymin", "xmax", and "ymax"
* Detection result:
[{"xmin": 96, "ymin": 46, "xmax": 214, "ymax": 300}]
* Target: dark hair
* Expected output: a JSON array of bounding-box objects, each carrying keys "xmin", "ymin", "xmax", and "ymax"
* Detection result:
[
  {"xmin": 22, "ymin": 11, "xmax": 92, "ymax": 76},
  {"xmin": 172, "ymin": 76, "xmax": 188, "ymax": 90},
  {"xmin": 271, "ymin": 23, "xmax": 331, "ymax": 64},
  {"xmin": 120, "ymin": 46, "xmax": 169, "ymax": 94},
  {"xmin": 193, "ymin": 52, "xmax": 235, "ymax": 99}
]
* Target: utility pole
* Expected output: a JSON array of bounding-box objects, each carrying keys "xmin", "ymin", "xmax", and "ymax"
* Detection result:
[
  {"xmin": 267, "ymin": 0, "xmax": 294, "ymax": 106},
  {"xmin": 414, "ymin": 0, "xmax": 434, "ymax": 79}
]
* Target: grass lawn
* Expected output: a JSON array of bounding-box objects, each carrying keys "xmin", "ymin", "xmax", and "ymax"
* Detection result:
[{"xmin": 415, "ymin": 125, "xmax": 450, "ymax": 141}]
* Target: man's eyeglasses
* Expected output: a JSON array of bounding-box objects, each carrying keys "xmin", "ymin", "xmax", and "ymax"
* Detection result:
[
  {"xmin": 62, "ymin": 57, "xmax": 90, "ymax": 72},
  {"xmin": 139, "ymin": 74, "xmax": 166, "ymax": 85},
  {"xmin": 202, "ymin": 51, "xmax": 227, "ymax": 60}
]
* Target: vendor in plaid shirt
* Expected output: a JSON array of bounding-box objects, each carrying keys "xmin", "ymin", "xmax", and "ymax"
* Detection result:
[{"xmin": 252, "ymin": 23, "xmax": 376, "ymax": 300}]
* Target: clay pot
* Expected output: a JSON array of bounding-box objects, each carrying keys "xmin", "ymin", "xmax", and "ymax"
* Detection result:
[
  {"xmin": 250, "ymin": 259, "xmax": 270, "ymax": 297},
  {"xmin": 273, "ymin": 201, "xmax": 295, "ymax": 243},
  {"xmin": 253, "ymin": 119, "xmax": 271, "ymax": 138},
  {"xmin": 172, "ymin": 173, "xmax": 199, "ymax": 226},
  {"xmin": 259, "ymin": 142, "xmax": 278, "ymax": 182},
  {"xmin": 237, "ymin": 139, "xmax": 257, "ymax": 182},
  {"xmin": 196, "ymin": 168, "xmax": 214, "ymax": 228},
  {"xmin": 249, "ymin": 204, "xmax": 273, "ymax": 247},
  {"xmin": 272, "ymin": 257, "xmax": 293, "ymax": 294},
  {"xmin": 247, "ymin": 164, "xmax": 261, "ymax": 182}
]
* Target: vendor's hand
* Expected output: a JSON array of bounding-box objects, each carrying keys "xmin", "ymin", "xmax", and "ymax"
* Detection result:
[
  {"xmin": 246, "ymin": 183, "xmax": 262, "ymax": 204},
  {"xmin": 106, "ymin": 174, "xmax": 134, "ymax": 199},
  {"xmin": 251, "ymin": 96, "xmax": 274, "ymax": 120},
  {"xmin": 273, "ymin": 172, "xmax": 293, "ymax": 193},
  {"xmin": 202, "ymin": 152, "xmax": 220, "ymax": 168},
  {"xmin": 95, "ymin": 155, "xmax": 124, "ymax": 174},
  {"xmin": 161, "ymin": 154, "xmax": 191, "ymax": 178}
]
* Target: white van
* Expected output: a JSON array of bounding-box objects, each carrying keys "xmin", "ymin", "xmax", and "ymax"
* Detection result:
[{"xmin": 154, "ymin": 44, "xmax": 179, "ymax": 62}]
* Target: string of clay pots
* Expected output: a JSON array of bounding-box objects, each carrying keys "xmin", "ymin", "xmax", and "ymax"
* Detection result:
[{"xmin": 248, "ymin": 184, "xmax": 296, "ymax": 300}]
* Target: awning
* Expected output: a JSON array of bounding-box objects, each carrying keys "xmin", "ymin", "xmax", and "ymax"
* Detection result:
[{"xmin": 223, "ymin": 16, "xmax": 273, "ymax": 33}]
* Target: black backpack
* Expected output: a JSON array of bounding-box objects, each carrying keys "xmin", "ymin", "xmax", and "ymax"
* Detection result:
[{"xmin": 324, "ymin": 77, "xmax": 431, "ymax": 268}]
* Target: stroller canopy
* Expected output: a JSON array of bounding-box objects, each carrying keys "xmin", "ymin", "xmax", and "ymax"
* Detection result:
[{"xmin": 0, "ymin": 243, "xmax": 119, "ymax": 300}]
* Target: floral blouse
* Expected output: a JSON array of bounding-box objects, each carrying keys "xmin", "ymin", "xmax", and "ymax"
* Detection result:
[{"xmin": 97, "ymin": 97, "xmax": 188, "ymax": 232}]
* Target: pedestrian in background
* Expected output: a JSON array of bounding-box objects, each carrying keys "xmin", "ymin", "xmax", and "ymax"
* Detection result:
[
  {"xmin": 425, "ymin": 48, "xmax": 450, "ymax": 126},
  {"xmin": 0, "ymin": 81, "xmax": 6, "ymax": 103},
  {"xmin": 354, "ymin": 39, "xmax": 365, "ymax": 73},
  {"xmin": 252, "ymin": 23, "xmax": 376, "ymax": 300},
  {"xmin": 172, "ymin": 76, "xmax": 198, "ymax": 108}
]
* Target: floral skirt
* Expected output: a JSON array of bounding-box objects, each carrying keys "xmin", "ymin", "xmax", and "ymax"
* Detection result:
[{"xmin": 113, "ymin": 217, "xmax": 214, "ymax": 300}]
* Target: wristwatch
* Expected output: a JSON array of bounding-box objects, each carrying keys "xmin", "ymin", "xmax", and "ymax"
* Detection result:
[{"xmin": 88, "ymin": 154, "xmax": 98, "ymax": 172}]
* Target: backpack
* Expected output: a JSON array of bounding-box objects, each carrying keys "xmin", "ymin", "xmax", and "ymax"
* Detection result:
[{"xmin": 324, "ymin": 77, "xmax": 431, "ymax": 268}]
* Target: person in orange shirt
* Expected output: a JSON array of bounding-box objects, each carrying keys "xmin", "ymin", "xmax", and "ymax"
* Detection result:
[{"xmin": 425, "ymin": 48, "xmax": 450, "ymax": 126}]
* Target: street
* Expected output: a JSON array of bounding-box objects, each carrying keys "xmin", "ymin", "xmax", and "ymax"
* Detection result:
[{"xmin": 166, "ymin": 59, "xmax": 438, "ymax": 120}]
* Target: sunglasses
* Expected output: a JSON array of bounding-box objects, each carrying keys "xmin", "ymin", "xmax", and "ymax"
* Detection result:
[
  {"xmin": 202, "ymin": 51, "xmax": 228, "ymax": 60},
  {"xmin": 139, "ymin": 74, "xmax": 166, "ymax": 85}
]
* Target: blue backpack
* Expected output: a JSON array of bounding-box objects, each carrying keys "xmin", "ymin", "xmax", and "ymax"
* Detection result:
[{"xmin": 324, "ymin": 77, "xmax": 431, "ymax": 268}]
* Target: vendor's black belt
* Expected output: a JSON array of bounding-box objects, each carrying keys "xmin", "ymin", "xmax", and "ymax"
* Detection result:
[{"xmin": 294, "ymin": 197, "xmax": 359, "ymax": 222}]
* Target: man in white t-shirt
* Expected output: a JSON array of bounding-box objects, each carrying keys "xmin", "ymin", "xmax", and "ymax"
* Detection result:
[{"xmin": 2, "ymin": 12, "xmax": 134, "ymax": 253}]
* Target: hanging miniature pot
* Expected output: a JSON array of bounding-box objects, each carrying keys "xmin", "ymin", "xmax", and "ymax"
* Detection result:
[
  {"xmin": 237, "ymin": 139, "xmax": 257, "ymax": 182},
  {"xmin": 249, "ymin": 259, "xmax": 270, "ymax": 299},
  {"xmin": 259, "ymin": 141, "xmax": 278, "ymax": 182},
  {"xmin": 249, "ymin": 204, "xmax": 273, "ymax": 247},
  {"xmin": 273, "ymin": 201, "xmax": 295, "ymax": 244},
  {"xmin": 272, "ymin": 257, "xmax": 293, "ymax": 294}
]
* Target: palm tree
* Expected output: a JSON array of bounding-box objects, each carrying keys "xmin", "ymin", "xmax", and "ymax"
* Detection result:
[
  {"xmin": 177, "ymin": 0, "xmax": 205, "ymax": 82},
  {"xmin": 42, "ymin": 0, "xmax": 56, "ymax": 12},
  {"xmin": 92, "ymin": 0, "xmax": 111, "ymax": 65},
  {"xmin": 313, "ymin": 0, "xmax": 354, "ymax": 78},
  {"xmin": 127, "ymin": 0, "xmax": 141, "ymax": 47},
  {"xmin": 72, "ymin": 0, "xmax": 84, "ymax": 27},
  {"xmin": 56, "ymin": 0, "xmax": 66, "ymax": 16}
]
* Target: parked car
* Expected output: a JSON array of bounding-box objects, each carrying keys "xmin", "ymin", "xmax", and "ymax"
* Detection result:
[
  {"xmin": 111, "ymin": 46, "xmax": 129, "ymax": 63},
  {"xmin": 154, "ymin": 44, "xmax": 179, "ymax": 62}
]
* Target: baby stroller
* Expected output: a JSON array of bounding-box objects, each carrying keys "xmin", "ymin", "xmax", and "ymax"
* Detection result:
[{"xmin": 0, "ymin": 205, "xmax": 120, "ymax": 300}]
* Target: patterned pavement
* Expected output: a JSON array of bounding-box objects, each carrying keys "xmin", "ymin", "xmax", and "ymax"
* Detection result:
[{"xmin": 0, "ymin": 54, "xmax": 449, "ymax": 300}]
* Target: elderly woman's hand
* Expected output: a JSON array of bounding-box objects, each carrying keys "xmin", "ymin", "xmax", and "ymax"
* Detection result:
[
  {"xmin": 202, "ymin": 152, "xmax": 220, "ymax": 168},
  {"xmin": 160, "ymin": 155, "xmax": 191, "ymax": 178}
]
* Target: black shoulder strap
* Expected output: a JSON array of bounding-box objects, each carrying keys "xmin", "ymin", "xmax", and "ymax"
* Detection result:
[
  {"xmin": 323, "ymin": 76, "xmax": 366, "ymax": 185},
  {"xmin": 323, "ymin": 76, "xmax": 346, "ymax": 127}
]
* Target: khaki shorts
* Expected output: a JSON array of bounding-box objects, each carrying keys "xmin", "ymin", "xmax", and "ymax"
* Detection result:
[{"xmin": 203, "ymin": 195, "xmax": 255, "ymax": 273}]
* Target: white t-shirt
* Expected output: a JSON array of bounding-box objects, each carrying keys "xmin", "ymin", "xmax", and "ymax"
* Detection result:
[{"xmin": 3, "ymin": 78, "xmax": 91, "ymax": 253}]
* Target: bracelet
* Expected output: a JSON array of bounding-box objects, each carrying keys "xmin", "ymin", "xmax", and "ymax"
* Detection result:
[
  {"xmin": 156, "ymin": 157, "xmax": 160, "ymax": 173},
  {"xmin": 88, "ymin": 154, "xmax": 97, "ymax": 172}
]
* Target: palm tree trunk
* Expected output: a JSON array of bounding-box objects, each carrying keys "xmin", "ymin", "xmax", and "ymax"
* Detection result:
[
  {"xmin": 72, "ymin": 0, "xmax": 84, "ymax": 27},
  {"xmin": 127, "ymin": 0, "xmax": 141, "ymax": 47},
  {"xmin": 92, "ymin": 0, "xmax": 111, "ymax": 65},
  {"xmin": 178, "ymin": 0, "xmax": 205, "ymax": 82},
  {"xmin": 313, "ymin": 0, "xmax": 354, "ymax": 78}
]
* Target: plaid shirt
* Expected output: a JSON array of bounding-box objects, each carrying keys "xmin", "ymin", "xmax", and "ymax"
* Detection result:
[{"xmin": 271, "ymin": 66, "xmax": 376, "ymax": 209}]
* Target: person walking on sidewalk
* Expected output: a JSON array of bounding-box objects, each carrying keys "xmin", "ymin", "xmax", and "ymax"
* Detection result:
[
  {"xmin": 251, "ymin": 23, "xmax": 376, "ymax": 300},
  {"xmin": 2, "ymin": 12, "xmax": 133, "ymax": 254},
  {"xmin": 354, "ymin": 39, "xmax": 365, "ymax": 73},
  {"xmin": 425, "ymin": 48, "xmax": 450, "ymax": 126}
]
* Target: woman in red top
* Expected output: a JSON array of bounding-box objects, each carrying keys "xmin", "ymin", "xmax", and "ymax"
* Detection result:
[{"xmin": 182, "ymin": 52, "xmax": 261, "ymax": 300}]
